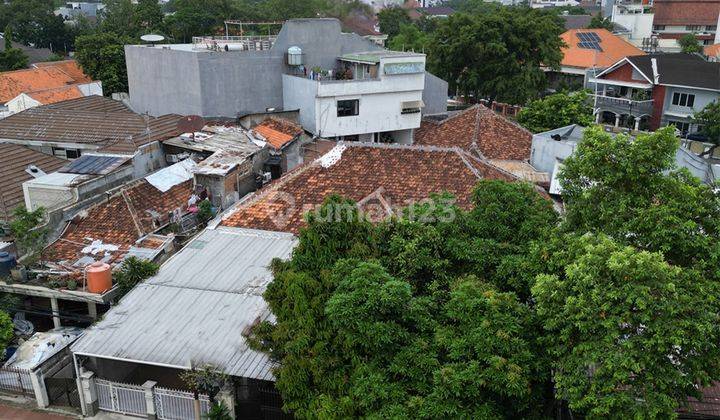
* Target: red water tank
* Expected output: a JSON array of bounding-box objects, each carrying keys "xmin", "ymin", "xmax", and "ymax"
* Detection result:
[{"xmin": 85, "ymin": 262, "xmax": 112, "ymax": 294}]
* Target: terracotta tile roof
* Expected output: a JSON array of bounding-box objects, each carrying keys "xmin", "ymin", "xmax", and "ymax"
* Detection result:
[
  {"xmin": 414, "ymin": 105, "xmax": 533, "ymax": 161},
  {"xmin": 26, "ymin": 85, "xmax": 84, "ymax": 105},
  {"xmin": 32, "ymin": 60, "xmax": 93, "ymax": 84},
  {"xmin": 560, "ymin": 29, "xmax": 646, "ymax": 69},
  {"xmin": 221, "ymin": 143, "xmax": 521, "ymax": 234},
  {"xmin": 252, "ymin": 117, "xmax": 304, "ymax": 149},
  {"xmin": 0, "ymin": 97, "xmax": 184, "ymax": 154},
  {"xmin": 705, "ymin": 43, "xmax": 720, "ymax": 58},
  {"xmin": 654, "ymin": 0, "xmax": 720, "ymax": 26},
  {"xmin": 0, "ymin": 60, "xmax": 94, "ymax": 103},
  {"xmin": 44, "ymin": 179, "xmax": 193, "ymax": 265},
  {"xmin": 0, "ymin": 143, "xmax": 66, "ymax": 222}
]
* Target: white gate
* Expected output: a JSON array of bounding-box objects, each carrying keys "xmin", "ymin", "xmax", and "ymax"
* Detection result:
[
  {"xmin": 96, "ymin": 379, "xmax": 147, "ymax": 417},
  {"xmin": 155, "ymin": 386, "xmax": 211, "ymax": 420}
]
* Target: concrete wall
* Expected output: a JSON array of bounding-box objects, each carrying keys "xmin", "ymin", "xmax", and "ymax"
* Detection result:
[
  {"xmin": 660, "ymin": 87, "xmax": 720, "ymax": 129},
  {"xmin": 423, "ymin": 71, "xmax": 448, "ymax": 114},
  {"xmin": 133, "ymin": 141, "xmax": 166, "ymax": 178},
  {"xmin": 282, "ymin": 75, "xmax": 319, "ymax": 134},
  {"xmin": 126, "ymin": 18, "xmax": 448, "ymax": 118}
]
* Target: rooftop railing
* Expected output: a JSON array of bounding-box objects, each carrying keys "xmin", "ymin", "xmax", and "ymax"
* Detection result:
[{"xmin": 191, "ymin": 35, "xmax": 276, "ymax": 51}]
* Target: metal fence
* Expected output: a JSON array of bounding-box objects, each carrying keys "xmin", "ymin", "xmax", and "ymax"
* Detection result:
[
  {"xmin": 96, "ymin": 379, "xmax": 147, "ymax": 417},
  {"xmin": 155, "ymin": 386, "xmax": 210, "ymax": 420},
  {"xmin": 0, "ymin": 366, "xmax": 33, "ymax": 395},
  {"xmin": 96, "ymin": 378, "xmax": 211, "ymax": 420}
]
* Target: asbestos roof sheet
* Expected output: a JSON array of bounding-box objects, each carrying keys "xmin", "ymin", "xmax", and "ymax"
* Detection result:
[
  {"xmin": 59, "ymin": 154, "xmax": 130, "ymax": 175},
  {"xmin": 71, "ymin": 227, "xmax": 298, "ymax": 381}
]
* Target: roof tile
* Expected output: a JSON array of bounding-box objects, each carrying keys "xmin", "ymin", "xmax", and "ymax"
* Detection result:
[{"xmin": 560, "ymin": 29, "xmax": 646, "ymax": 69}]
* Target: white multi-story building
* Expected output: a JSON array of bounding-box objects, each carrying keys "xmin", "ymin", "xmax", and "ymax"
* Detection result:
[{"xmin": 283, "ymin": 51, "xmax": 426, "ymax": 143}]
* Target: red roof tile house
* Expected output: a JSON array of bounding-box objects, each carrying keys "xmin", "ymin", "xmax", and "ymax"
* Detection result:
[
  {"xmin": 414, "ymin": 105, "xmax": 549, "ymax": 185},
  {"xmin": 45, "ymin": 178, "xmax": 193, "ymax": 269},
  {"xmin": 221, "ymin": 142, "xmax": 521, "ymax": 234},
  {"xmin": 652, "ymin": 0, "xmax": 720, "ymax": 46},
  {"xmin": 0, "ymin": 60, "xmax": 102, "ymax": 115},
  {"xmin": 250, "ymin": 117, "xmax": 310, "ymax": 176}
]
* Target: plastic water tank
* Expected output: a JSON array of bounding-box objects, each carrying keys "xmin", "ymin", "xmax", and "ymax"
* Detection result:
[
  {"xmin": 288, "ymin": 46, "xmax": 303, "ymax": 66},
  {"xmin": 0, "ymin": 252, "xmax": 16, "ymax": 278},
  {"xmin": 85, "ymin": 262, "xmax": 112, "ymax": 294}
]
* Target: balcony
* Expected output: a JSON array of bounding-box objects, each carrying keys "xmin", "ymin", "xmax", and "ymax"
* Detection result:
[{"xmin": 593, "ymin": 95, "xmax": 654, "ymax": 117}]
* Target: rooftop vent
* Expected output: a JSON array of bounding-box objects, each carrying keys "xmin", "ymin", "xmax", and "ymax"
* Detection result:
[{"xmin": 25, "ymin": 165, "xmax": 46, "ymax": 178}]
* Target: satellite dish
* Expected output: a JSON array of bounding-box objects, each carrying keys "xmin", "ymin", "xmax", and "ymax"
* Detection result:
[
  {"xmin": 177, "ymin": 115, "xmax": 205, "ymax": 134},
  {"xmin": 140, "ymin": 34, "xmax": 165, "ymax": 44}
]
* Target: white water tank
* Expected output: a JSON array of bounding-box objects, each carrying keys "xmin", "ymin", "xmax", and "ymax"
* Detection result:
[{"xmin": 288, "ymin": 46, "xmax": 303, "ymax": 66}]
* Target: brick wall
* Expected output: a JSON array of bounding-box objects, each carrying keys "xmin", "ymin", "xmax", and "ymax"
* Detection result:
[{"xmin": 650, "ymin": 85, "xmax": 666, "ymax": 130}]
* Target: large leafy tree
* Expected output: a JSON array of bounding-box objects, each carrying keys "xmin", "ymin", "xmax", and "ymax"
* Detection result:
[
  {"xmin": 559, "ymin": 126, "xmax": 720, "ymax": 269},
  {"xmin": 0, "ymin": 25, "xmax": 28, "ymax": 71},
  {"xmin": 533, "ymin": 234, "xmax": 720, "ymax": 418},
  {"xmin": 251, "ymin": 183, "xmax": 558, "ymax": 418},
  {"xmin": 75, "ymin": 32, "xmax": 133, "ymax": 95},
  {"xmin": 387, "ymin": 24, "xmax": 430, "ymax": 53},
  {"xmin": 0, "ymin": 0, "xmax": 73, "ymax": 52},
  {"xmin": 377, "ymin": 6, "xmax": 411, "ymax": 40},
  {"xmin": 693, "ymin": 100, "xmax": 720, "ymax": 155},
  {"xmin": 517, "ymin": 91, "xmax": 594, "ymax": 133},
  {"xmin": 678, "ymin": 33, "xmax": 702, "ymax": 54},
  {"xmin": 429, "ymin": 9, "xmax": 565, "ymax": 104}
]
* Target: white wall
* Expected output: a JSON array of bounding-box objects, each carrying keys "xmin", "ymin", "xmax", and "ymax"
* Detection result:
[
  {"xmin": 282, "ymin": 75, "xmax": 319, "ymax": 134},
  {"xmin": 7, "ymin": 94, "xmax": 42, "ymax": 114},
  {"xmin": 78, "ymin": 82, "xmax": 103, "ymax": 97},
  {"xmin": 612, "ymin": 7, "xmax": 653, "ymax": 43}
]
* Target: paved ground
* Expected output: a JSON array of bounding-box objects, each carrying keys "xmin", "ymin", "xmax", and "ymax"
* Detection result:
[{"xmin": 0, "ymin": 404, "xmax": 75, "ymax": 419}]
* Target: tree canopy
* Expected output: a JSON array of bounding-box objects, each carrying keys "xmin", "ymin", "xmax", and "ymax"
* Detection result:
[
  {"xmin": 74, "ymin": 32, "xmax": 133, "ymax": 95},
  {"xmin": 429, "ymin": 9, "xmax": 565, "ymax": 104},
  {"xmin": 678, "ymin": 33, "xmax": 703, "ymax": 54},
  {"xmin": 517, "ymin": 90, "xmax": 594, "ymax": 133},
  {"xmin": 693, "ymin": 100, "xmax": 720, "ymax": 154}
]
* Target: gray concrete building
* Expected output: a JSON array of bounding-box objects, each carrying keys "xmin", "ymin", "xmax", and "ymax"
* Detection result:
[{"xmin": 125, "ymin": 18, "xmax": 448, "ymax": 121}]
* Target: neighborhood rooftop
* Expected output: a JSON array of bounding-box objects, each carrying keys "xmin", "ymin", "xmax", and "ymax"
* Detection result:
[
  {"xmin": 623, "ymin": 53, "xmax": 720, "ymax": 91},
  {"xmin": 221, "ymin": 142, "xmax": 517, "ymax": 234},
  {"xmin": 71, "ymin": 226, "xmax": 297, "ymax": 381},
  {"xmin": 0, "ymin": 96, "xmax": 184, "ymax": 154}
]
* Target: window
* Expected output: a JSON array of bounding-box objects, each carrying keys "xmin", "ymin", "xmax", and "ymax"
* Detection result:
[
  {"xmin": 337, "ymin": 99, "xmax": 359, "ymax": 117},
  {"xmin": 707, "ymin": 25, "xmax": 717, "ymax": 31},
  {"xmin": 52, "ymin": 147, "xmax": 82, "ymax": 160},
  {"xmin": 669, "ymin": 120, "xmax": 690, "ymax": 135},
  {"xmin": 686, "ymin": 25, "xmax": 703, "ymax": 31},
  {"xmin": 653, "ymin": 25, "xmax": 665, "ymax": 31},
  {"xmin": 671, "ymin": 92, "xmax": 695, "ymax": 108}
]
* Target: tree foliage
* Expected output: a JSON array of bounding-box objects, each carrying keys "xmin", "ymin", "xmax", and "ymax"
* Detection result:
[
  {"xmin": 0, "ymin": 0, "xmax": 74, "ymax": 52},
  {"xmin": 387, "ymin": 24, "xmax": 430, "ymax": 53},
  {"xmin": 74, "ymin": 32, "xmax": 133, "ymax": 95},
  {"xmin": 559, "ymin": 126, "xmax": 720, "ymax": 268},
  {"xmin": 377, "ymin": 6, "xmax": 411, "ymax": 40},
  {"xmin": 113, "ymin": 256, "xmax": 159, "ymax": 299},
  {"xmin": 517, "ymin": 90, "xmax": 594, "ymax": 132},
  {"xmin": 693, "ymin": 100, "xmax": 720, "ymax": 154},
  {"xmin": 0, "ymin": 25, "xmax": 28, "ymax": 71},
  {"xmin": 9, "ymin": 206, "xmax": 47, "ymax": 265},
  {"xmin": 533, "ymin": 234, "xmax": 720, "ymax": 418},
  {"xmin": 0, "ymin": 310, "xmax": 13, "ymax": 356},
  {"xmin": 678, "ymin": 33, "xmax": 702, "ymax": 54},
  {"xmin": 587, "ymin": 15, "xmax": 613, "ymax": 30},
  {"xmin": 251, "ymin": 182, "xmax": 558, "ymax": 418},
  {"xmin": 429, "ymin": 9, "xmax": 565, "ymax": 104}
]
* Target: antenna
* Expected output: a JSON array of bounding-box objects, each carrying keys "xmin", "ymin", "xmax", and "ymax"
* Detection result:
[{"xmin": 140, "ymin": 34, "xmax": 165, "ymax": 47}]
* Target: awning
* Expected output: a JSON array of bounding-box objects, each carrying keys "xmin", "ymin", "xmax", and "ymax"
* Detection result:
[{"xmin": 402, "ymin": 100, "xmax": 425, "ymax": 109}]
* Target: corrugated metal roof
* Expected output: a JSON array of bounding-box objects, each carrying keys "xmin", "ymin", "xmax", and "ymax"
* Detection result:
[
  {"xmin": 59, "ymin": 155, "xmax": 129, "ymax": 175},
  {"xmin": 71, "ymin": 226, "xmax": 297, "ymax": 380}
]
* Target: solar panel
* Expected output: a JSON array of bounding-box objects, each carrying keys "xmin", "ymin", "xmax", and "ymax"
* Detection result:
[
  {"xmin": 576, "ymin": 32, "xmax": 601, "ymax": 43},
  {"xmin": 577, "ymin": 41, "xmax": 603, "ymax": 52},
  {"xmin": 59, "ymin": 155, "xmax": 130, "ymax": 175}
]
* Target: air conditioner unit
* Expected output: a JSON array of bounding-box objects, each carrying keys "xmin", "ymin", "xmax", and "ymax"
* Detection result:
[{"xmin": 262, "ymin": 172, "xmax": 272, "ymax": 184}]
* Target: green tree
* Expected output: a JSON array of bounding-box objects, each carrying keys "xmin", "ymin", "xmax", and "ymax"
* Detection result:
[
  {"xmin": 251, "ymin": 185, "xmax": 557, "ymax": 418},
  {"xmin": 113, "ymin": 256, "xmax": 159, "ymax": 299},
  {"xmin": 2, "ymin": 0, "xmax": 72, "ymax": 52},
  {"xmin": 517, "ymin": 91, "xmax": 594, "ymax": 133},
  {"xmin": 134, "ymin": 0, "xmax": 164, "ymax": 33},
  {"xmin": 377, "ymin": 6, "xmax": 411, "ymax": 40},
  {"xmin": 559, "ymin": 126, "xmax": 720, "ymax": 268},
  {"xmin": 430, "ymin": 9, "xmax": 565, "ymax": 104},
  {"xmin": 693, "ymin": 100, "xmax": 720, "ymax": 155},
  {"xmin": 387, "ymin": 24, "xmax": 430, "ymax": 53},
  {"xmin": 0, "ymin": 311, "xmax": 13, "ymax": 356},
  {"xmin": 587, "ymin": 15, "xmax": 613, "ymax": 30},
  {"xmin": 533, "ymin": 234, "xmax": 720, "ymax": 418},
  {"xmin": 74, "ymin": 32, "xmax": 133, "ymax": 95},
  {"xmin": 678, "ymin": 33, "xmax": 702, "ymax": 54},
  {"xmin": 9, "ymin": 207, "xmax": 47, "ymax": 265},
  {"xmin": 100, "ymin": 0, "xmax": 137, "ymax": 37},
  {"xmin": 0, "ymin": 25, "xmax": 28, "ymax": 71}
]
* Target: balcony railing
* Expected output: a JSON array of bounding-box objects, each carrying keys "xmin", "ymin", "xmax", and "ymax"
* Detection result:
[
  {"xmin": 593, "ymin": 95, "xmax": 654, "ymax": 117},
  {"xmin": 191, "ymin": 35, "xmax": 276, "ymax": 51}
]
